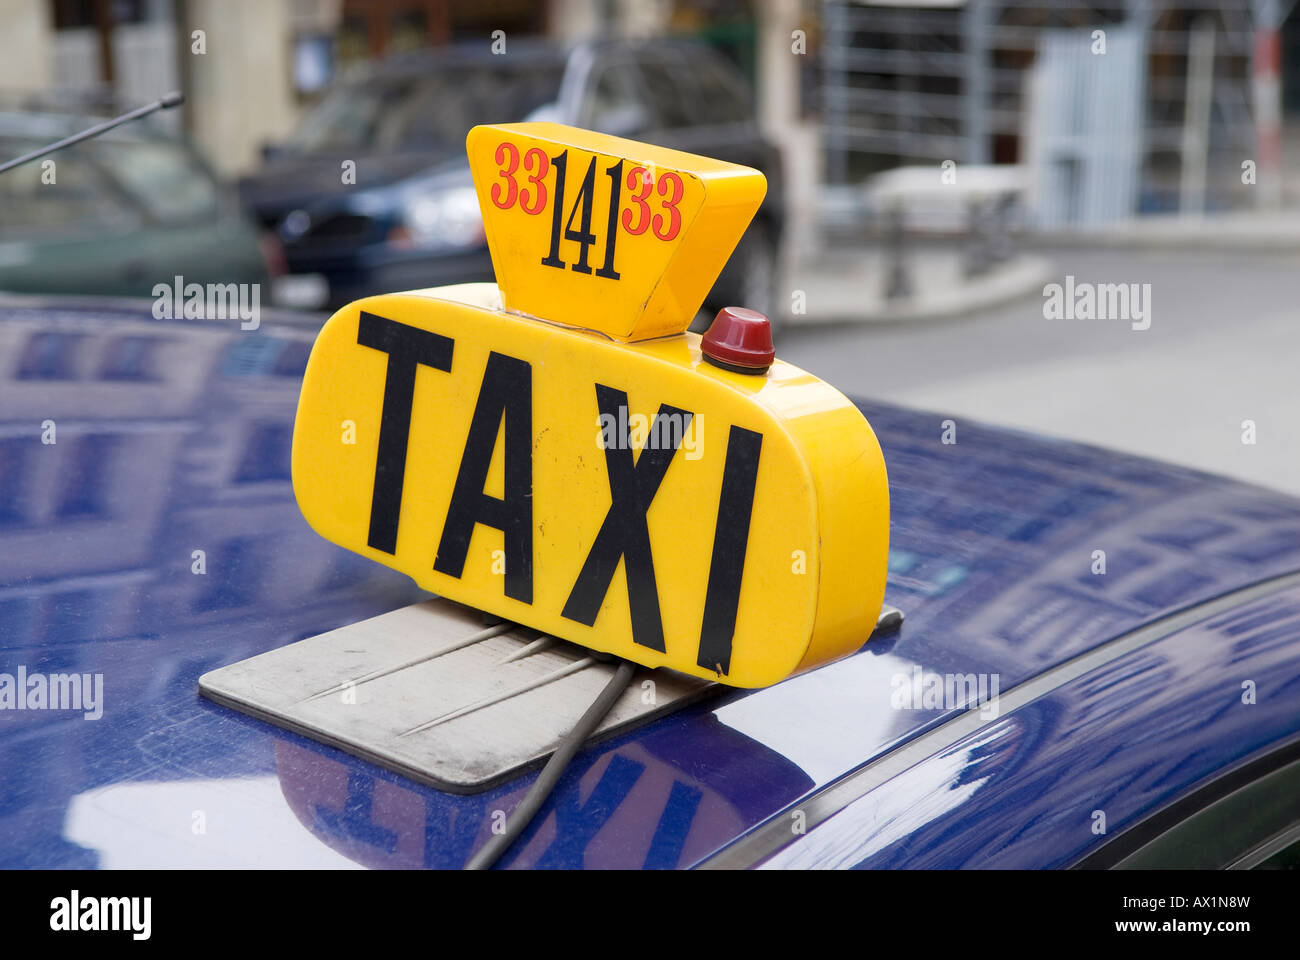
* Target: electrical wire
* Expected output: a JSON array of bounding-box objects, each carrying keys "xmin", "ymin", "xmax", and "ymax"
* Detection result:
[{"xmin": 465, "ymin": 658, "xmax": 636, "ymax": 870}]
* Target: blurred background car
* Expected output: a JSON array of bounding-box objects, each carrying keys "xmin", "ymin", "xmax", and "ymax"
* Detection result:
[
  {"xmin": 0, "ymin": 95, "xmax": 275, "ymax": 298},
  {"xmin": 239, "ymin": 37, "xmax": 785, "ymax": 315}
]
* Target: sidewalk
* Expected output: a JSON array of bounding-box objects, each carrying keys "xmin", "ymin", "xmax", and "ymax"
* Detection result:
[
  {"xmin": 779, "ymin": 201, "xmax": 1300, "ymax": 327},
  {"xmin": 1023, "ymin": 208, "xmax": 1300, "ymax": 252},
  {"xmin": 777, "ymin": 244, "xmax": 1300, "ymax": 498},
  {"xmin": 780, "ymin": 242, "xmax": 1054, "ymax": 326}
]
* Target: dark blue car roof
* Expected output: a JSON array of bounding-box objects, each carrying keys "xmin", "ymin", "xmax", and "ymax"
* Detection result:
[{"xmin": 2, "ymin": 297, "xmax": 1300, "ymax": 868}]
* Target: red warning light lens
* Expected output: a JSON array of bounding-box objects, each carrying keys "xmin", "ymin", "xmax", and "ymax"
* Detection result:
[{"xmin": 701, "ymin": 306, "xmax": 775, "ymax": 373}]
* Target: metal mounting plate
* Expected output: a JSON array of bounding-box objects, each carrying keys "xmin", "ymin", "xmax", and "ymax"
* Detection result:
[{"xmin": 198, "ymin": 598, "xmax": 717, "ymax": 794}]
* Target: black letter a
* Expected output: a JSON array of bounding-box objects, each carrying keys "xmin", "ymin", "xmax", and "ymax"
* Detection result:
[{"xmin": 434, "ymin": 352, "xmax": 533, "ymax": 603}]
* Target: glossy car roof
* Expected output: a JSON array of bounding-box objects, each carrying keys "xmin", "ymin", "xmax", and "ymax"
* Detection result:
[{"xmin": 2, "ymin": 297, "xmax": 1299, "ymax": 868}]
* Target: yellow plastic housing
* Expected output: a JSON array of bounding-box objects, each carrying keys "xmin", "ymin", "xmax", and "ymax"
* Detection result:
[{"xmin": 292, "ymin": 284, "xmax": 889, "ymax": 687}]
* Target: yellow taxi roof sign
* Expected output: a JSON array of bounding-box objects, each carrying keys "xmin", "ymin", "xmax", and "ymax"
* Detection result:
[
  {"xmin": 466, "ymin": 122, "xmax": 766, "ymax": 342},
  {"xmin": 291, "ymin": 125, "xmax": 890, "ymax": 689},
  {"xmin": 292, "ymin": 285, "xmax": 889, "ymax": 688}
]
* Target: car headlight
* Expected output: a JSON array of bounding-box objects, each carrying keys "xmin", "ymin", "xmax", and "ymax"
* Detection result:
[{"xmin": 399, "ymin": 187, "xmax": 484, "ymax": 250}]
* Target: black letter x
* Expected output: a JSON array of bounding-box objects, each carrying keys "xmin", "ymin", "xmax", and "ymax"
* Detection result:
[{"xmin": 561, "ymin": 384, "xmax": 692, "ymax": 651}]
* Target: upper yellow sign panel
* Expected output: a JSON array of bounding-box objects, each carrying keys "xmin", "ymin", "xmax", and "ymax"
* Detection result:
[{"xmin": 466, "ymin": 122, "xmax": 766, "ymax": 342}]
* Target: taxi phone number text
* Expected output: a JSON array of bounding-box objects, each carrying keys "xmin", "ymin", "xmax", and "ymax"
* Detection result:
[{"xmin": 489, "ymin": 141, "xmax": 684, "ymax": 280}]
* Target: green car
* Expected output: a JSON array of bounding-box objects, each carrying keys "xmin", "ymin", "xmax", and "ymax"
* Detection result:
[{"xmin": 0, "ymin": 108, "xmax": 272, "ymax": 298}]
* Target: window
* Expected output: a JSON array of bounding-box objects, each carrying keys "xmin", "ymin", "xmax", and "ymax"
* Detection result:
[
  {"xmin": 1080, "ymin": 747, "xmax": 1300, "ymax": 869},
  {"xmin": 294, "ymin": 78, "xmax": 415, "ymax": 152},
  {"xmin": 0, "ymin": 139, "xmax": 132, "ymax": 234},
  {"xmin": 1250, "ymin": 832, "xmax": 1300, "ymax": 869},
  {"xmin": 56, "ymin": 434, "xmax": 116, "ymax": 519},
  {"xmin": 51, "ymin": 0, "xmax": 147, "ymax": 29},
  {"xmin": 90, "ymin": 137, "xmax": 219, "ymax": 223},
  {"xmin": 684, "ymin": 56, "xmax": 752, "ymax": 126},
  {"xmin": 234, "ymin": 423, "xmax": 292, "ymax": 483},
  {"xmin": 0, "ymin": 440, "xmax": 29, "ymax": 526},
  {"xmin": 295, "ymin": 61, "xmax": 566, "ymax": 154},
  {"xmin": 99, "ymin": 335, "xmax": 162, "ymax": 381},
  {"xmin": 579, "ymin": 62, "xmax": 650, "ymax": 138},
  {"xmin": 193, "ymin": 538, "xmax": 263, "ymax": 612},
  {"xmin": 16, "ymin": 332, "xmax": 83, "ymax": 380},
  {"xmin": 391, "ymin": 63, "xmax": 566, "ymax": 150},
  {"xmin": 272, "ymin": 340, "xmax": 312, "ymax": 378},
  {"xmin": 636, "ymin": 58, "xmax": 694, "ymax": 132}
]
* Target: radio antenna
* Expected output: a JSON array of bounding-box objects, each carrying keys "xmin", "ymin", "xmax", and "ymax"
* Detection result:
[{"xmin": 0, "ymin": 91, "xmax": 184, "ymax": 175}]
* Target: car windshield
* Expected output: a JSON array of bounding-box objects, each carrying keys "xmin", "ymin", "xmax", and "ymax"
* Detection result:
[
  {"xmin": 0, "ymin": 136, "xmax": 140, "ymax": 234},
  {"xmin": 90, "ymin": 136, "xmax": 220, "ymax": 222},
  {"xmin": 293, "ymin": 60, "xmax": 567, "ymax": 154},
  {"xmin": 0, "ymin": 126, "xmax": 218, "ymax": 232}
]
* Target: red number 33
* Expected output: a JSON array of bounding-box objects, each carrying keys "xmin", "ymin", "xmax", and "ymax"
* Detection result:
[
  {"xmin": 621, "ymin": 168, "xmax": 683, "ymax": 241},
  {"xmin": 493, "ymin": 142, "xmax": 549, "ymax": 214}
]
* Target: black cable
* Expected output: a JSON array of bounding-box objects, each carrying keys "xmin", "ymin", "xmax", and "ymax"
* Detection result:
[{"xmin": 465, "ymin": 658, "xmax": 636, "ymax": 870}]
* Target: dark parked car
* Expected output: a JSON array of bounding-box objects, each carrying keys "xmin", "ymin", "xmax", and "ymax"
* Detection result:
[{"xmin": 240, "ymin": 38, "xmax": 784, "ymax": 316}]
